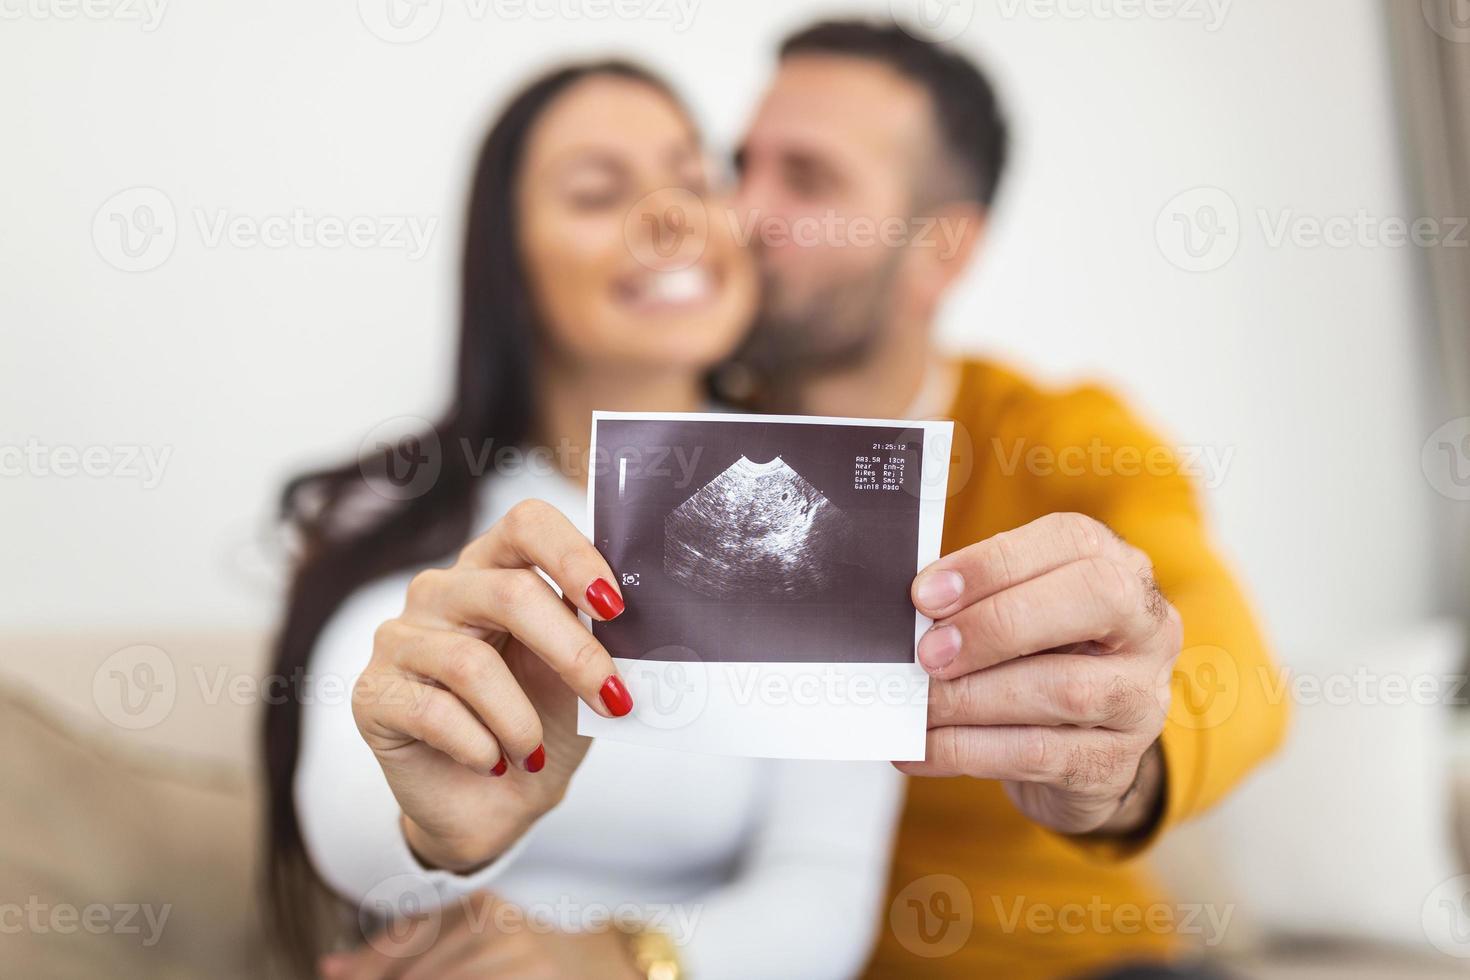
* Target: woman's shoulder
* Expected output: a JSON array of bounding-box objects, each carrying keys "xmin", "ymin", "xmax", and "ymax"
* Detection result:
[
  {"xmin": 311, "ymin": 468, "xmax": 586, "ymax": 666},
  {"xmin": 474, "ymin": 464, "xmax": 588, "ymax": 536},
  {"xmin": 311, "ymin": 572, "xmax": 413, "ymax": 674}
]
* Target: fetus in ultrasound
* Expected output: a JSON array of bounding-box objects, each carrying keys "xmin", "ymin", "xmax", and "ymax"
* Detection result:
[{"xmin": 663, "ymin": 455, "xmax": 853, "ymax": 600}]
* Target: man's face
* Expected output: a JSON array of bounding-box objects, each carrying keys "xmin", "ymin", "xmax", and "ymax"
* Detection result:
[{"xmin": 733, "ymin": 55, "xmax": 935, "ymax": 383}]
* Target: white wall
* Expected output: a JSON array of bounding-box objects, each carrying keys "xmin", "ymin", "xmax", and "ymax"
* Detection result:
[{"xmin": 0, "ymin": 0, "xmax": 1443, "ymax": 659}]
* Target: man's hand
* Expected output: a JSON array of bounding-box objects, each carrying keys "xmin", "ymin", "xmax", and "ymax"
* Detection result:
[{"xmin": 899, "ymin": 512, "xmax": 1182, "ymax": 838}]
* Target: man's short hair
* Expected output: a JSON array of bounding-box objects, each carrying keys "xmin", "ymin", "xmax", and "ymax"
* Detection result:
[{"xmin": 779, "ymin": 19, "xmax": 1009, "ymax": 207}]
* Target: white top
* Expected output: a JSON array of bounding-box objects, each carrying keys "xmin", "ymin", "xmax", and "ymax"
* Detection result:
[{"xmin": 295, "ymin": 465, "xmax": 906, "ymax": 980}]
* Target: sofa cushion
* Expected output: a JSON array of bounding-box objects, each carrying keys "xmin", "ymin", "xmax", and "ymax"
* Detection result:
[
  {"xmin": 0, "ymin": 631, "xmax": 271, "ymax": 770},
  {"xmin": 0, "ymin": 682, "xmax": 268, "ymax": 979}
]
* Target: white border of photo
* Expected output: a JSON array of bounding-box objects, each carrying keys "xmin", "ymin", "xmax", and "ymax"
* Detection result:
[{"xmin": 578, "ymin": 411, "xmax": 953, "ymax": 761}]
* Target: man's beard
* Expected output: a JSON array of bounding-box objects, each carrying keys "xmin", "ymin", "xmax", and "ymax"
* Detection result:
[{"xmin": 716, "ymin": 250, "xmax": 902, "ymax": 412}]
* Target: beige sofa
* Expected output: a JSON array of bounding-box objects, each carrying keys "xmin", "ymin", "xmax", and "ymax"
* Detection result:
[
  {"xmin": 2, "ymin": 630, "xmax": 1465, "ymax": 979},
  {"xmin": 1, "ymin": 632, "xmax": 269, "ymax": 979}
]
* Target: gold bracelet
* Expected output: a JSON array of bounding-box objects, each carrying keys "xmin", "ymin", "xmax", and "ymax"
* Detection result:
[{"xmin": 623, "ymin": 924, "xmax": 683, "ymax": 980}]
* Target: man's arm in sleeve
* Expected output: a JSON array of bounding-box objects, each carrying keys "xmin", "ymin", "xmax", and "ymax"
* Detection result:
[{"xmin": 1039, "ymin": 384, "xmax": 1290, "ymax": 857}]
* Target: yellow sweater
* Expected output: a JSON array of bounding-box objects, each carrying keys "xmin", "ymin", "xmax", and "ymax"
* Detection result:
[{"xmin": 864, "ymin": 359, "xmax": 1288, "ymax": 979}]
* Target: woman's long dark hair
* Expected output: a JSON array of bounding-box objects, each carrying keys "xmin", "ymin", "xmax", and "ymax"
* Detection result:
[{"xmin": 262, "ymin": 60, "xmax": 681, "ymax": 973}]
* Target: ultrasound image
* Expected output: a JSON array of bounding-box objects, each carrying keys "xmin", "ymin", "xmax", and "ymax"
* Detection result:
[
  {"xmin": 592, "ymin": 417, "xmax": 926, "ymax": 664},
  {"xmin": 663, "ymin": 455, "xmax": 854, "ymax": 600}
]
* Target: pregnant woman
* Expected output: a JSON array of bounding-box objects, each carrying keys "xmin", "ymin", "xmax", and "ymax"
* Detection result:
[{"xmin": 262, "ymin": 62, "xmax": 903, "ymax": 980}]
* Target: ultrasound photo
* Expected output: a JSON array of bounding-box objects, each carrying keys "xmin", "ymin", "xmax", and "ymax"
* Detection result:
[
  {"xmin": 580, "ymin": 411, "xmax": 952, "ymax": 760},
  {"xmin": 589, "ymin": 414, "xmax": 941, "ymax": 665},
  {"xmin": 662, "ymin": 454, "xmax": 854, "ymax": 601}
]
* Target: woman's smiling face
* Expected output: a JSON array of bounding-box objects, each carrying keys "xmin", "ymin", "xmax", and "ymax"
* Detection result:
[{"xmin": 518, "ymin": 74, "xmax": 755, "ymax": 374}]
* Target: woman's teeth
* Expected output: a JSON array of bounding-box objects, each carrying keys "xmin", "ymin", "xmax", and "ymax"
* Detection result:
[{"xmin": 635, "ymin": 267, "xmax": 713, "ymax": 306}]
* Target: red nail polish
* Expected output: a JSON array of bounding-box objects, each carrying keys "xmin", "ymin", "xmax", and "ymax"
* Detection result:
[
  {"xmin": 490, "ymin": 755, "xmax": 508, "ymax": 777},
  {"xmin": 586, "ymin": 578, "xmax": 625, "ymax": 620},
  {"xmin": 600, "ymin": 675, "xmax": 634, "ymax": 717},
  {"xmin": 524, "ymin": 744, "xmax": 545, "ymax": 773}
]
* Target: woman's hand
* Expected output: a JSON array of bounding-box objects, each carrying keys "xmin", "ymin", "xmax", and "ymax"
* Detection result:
[
  {"xmin": 352, "ymin": 499, "xmax": 633, "ymax": 872},
  {"xmin": 318, "ymin": 892, "xmax": 643, "ymax": 980}
]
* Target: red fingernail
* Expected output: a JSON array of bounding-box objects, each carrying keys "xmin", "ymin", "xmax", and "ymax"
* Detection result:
[
  {"xmin": 600, "ymin": 675, "xmax": 634, "ymax": 717},
  {"xmin": 524, "ymin": 744, "xmax": 545, "ymax": 773},
  {"xmin": 490, "ymin": 755, "xmax": 508, "ymax": 777},
  {"xmin": 586, "ymin": 578, "xmax": 625, "ymax": 620}
]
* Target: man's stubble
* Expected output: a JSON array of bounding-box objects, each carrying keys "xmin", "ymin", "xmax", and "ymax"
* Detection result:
[{"xmin": 717, "ymin": 247, "xmax": 904, "ymax": 413}]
